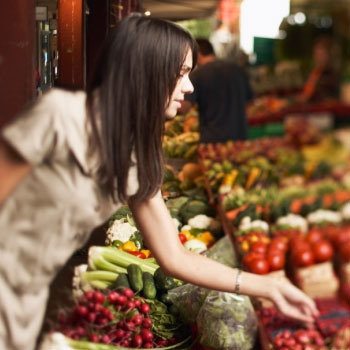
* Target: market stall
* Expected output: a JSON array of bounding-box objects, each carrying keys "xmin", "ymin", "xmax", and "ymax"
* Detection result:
[{"xmin": 38, "ymin": 117, "xmax": 350, "ymax": 349}]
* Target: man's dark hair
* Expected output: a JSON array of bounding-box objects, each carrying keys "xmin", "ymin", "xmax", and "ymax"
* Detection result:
[
  {"xmin": 87, "ymin": 15, "xmax": 197, "ymax": 202},
  {"xmin": 196, "ymin": 38, "xmax": 214, "ymax": 56}
]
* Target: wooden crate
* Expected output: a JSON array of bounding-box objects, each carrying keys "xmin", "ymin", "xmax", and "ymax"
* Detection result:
[{"xmin": 294, "ymin": 261, "xmax": 339, "ymax": 298}]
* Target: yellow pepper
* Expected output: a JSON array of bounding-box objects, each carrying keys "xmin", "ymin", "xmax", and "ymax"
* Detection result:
[
  {"xmin": 181, "ymin": 230, "xmax": 195, "ymax": 241},
  {"xmin": 261, "ymin": 236, "xmax": 270, "ymax": 244},
  {"xmin": 197, "ymin": 231, "xmax": 215, "ymax": 246},
  {"xmin": 250, "ymin": 235, "xmax": 259, "ymax": 243},
  {"xmin": 241, "ymin": 240, "xmax": 250, "ymax": 252},
  {"xmin": 119, "ymin": 241, "xmax": 138, "ymax": 252},
  {"xmin": 245, "ymin": 167, "xmax": 261, "ymax": 190},
  {"xmin": 140, "ymin": 249, "xmax": 151, "ymax": 258},
  {"xmin": 222, "ymin": 169, "xmax": 239, "ymax": 187}
]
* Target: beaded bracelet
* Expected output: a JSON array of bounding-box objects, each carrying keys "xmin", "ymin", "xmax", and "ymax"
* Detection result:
[{"xmin": 234, "ymin": 269, "xmax": 243, "ymax": 294}]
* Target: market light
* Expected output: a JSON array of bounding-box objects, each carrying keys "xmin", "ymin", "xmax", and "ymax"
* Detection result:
[
  {"xmin": 144, "ymin": 10, "xmax": 151, "ymax": 16},
  {"xmin": 294, "ymin": 12, "xmax": 306, "ymax": 25},
  {"xmin": 278, "ymin": 30, "xmax": 287, "ymax": 39},
  {"xmin": 320, "ymin": 16, "xmax": 332, "ymax": 28},
  {"xmin": 287, "ymin": 15, "xmax": 295, "ymax": 25},
  {"xmin": 240, "ymin": 0, "xmax": 290, "ymax": 54}
]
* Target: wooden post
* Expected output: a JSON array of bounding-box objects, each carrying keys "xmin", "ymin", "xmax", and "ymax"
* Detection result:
[
  {"xmin": 0, "ymin": 1, "xmax": 36, "ymax": 128},
  {"xmin": 57, "ymin": 0, "xmax": 85, "ymax": 89},
  {"xmin": 86, "ymin": 0, "xmax": 109, "ymax": 83}
]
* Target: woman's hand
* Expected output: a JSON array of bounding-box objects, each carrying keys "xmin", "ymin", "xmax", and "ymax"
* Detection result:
[{"xmin": 268, "ymin": 279, "xmax": 319, "ymax": 326}]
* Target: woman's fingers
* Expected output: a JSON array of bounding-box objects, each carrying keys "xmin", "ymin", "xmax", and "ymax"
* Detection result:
[
  {"xmin": 273, "ymin": 292, "xmax": 315, "ymax": 324},
  {"xmin": 282, "ymin": 282, "xmax": 320, "ymax": 318},
  {"xmin": 271, "ymin": 281, "xmax": 320, "ymax": 325}
]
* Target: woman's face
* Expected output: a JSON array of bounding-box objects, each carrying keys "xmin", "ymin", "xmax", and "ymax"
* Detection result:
[{"xmin": 165, "ymin": 49, "xmax": 194, "ymax": 119}]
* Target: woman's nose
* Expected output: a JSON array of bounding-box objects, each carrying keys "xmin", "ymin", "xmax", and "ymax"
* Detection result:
[{"xmin": 182, "ymin": 76, "xmax": 194, "ymax": 94}]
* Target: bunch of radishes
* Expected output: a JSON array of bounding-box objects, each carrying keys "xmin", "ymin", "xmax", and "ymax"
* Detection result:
[
  {"xmin": 273, "ymin": 329, "xmax": 327, "ymax": 350},
  {"xmin": 331, "ymin": 324, "xmax": 350, "ymax": 350},
  {"xmin": 57, "ymin": 288, "xmax": 177, "ymax": 348}
]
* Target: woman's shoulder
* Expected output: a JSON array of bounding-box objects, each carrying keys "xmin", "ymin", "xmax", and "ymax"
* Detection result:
[{"xmin": 41, "ymin": 88, "xmax": 87, "ymax": 110}]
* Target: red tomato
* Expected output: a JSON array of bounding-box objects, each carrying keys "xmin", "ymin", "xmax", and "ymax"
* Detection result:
[
  {"xmin": 269, "ymin": 237, "xmax": 288, "ymax": 252},
  {"xmin": 267, "ymin": 251, "xmax": 285, "ymax": 271},
  {"xmin": 249, "ymin": 257, "xmax": 269, "ymax": 274},
  {"xmin": 339, "ymin": 241, "xmax": 350, "ymax": 262},
  {"xmin": 242, "ymin": 251, "xmax": 264, "ymax": 269},
  {"xmin": 292, "ymin": 249, "xmax": 315, "ymax": 267},
  {"xmin": 178, "ymin": 233, "xmax": 187, "ymax": 244},
  {"xmin": 312, "ymin": 240, "xmax": 334, "ymax": 263},
  {"xmin": 324, "ymin": 224, "xmax": 341, "ymax": 242},
  {"xmin": 306, "ymin": 228, "xmax": 324, "ymax": 245},
  {"xmin": 250, "ymin": 241, "xmax": 267, "ymax": 255},
  {"xmin": 291, "ymin": 239, "xmax": 311, "ymax": 253},
  {"xmin": 334, "ymin": 227, "xmax": 350, "ymax": 247}
]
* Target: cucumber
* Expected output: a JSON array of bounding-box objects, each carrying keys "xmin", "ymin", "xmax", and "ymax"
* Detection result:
[
  {"xmin": 154, "ymin": 267, "xmax": 178, "ymax": 291},
  {"xmin": 142, "ymin": 272, "xmax": 157, "ymax": 300},
  {"xmin": 127, "ymin": 264, "xmax": 143, "ymax": 292},
  {"xmin": 112, "ymin": 273, "xmax": 130, "ymax": 290}
]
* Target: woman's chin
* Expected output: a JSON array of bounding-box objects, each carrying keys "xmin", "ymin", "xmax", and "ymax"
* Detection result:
[{"xmin": 165, "ymin": 108, "xmax": 177, "ymax": 120}]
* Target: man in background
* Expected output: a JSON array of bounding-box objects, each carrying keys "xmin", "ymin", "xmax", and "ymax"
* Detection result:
[{"xmin": 180, "ymin": 38, "xmax": 254, "ymax": 143}]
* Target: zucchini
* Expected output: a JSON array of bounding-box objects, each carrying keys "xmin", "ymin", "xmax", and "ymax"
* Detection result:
[
  {"xmin": 127, "ymin": 264, "xmax": 143, "ymax": 292},
  {"xmin": 154, "ymin": 267, "xmax": 178, "ymax": 291},
  {"xmin": 142, "ymin": 272, "xmax": 157, "ymax": 300},
  {"xmin": 112, "ymin": 273, "xmax": 130, "ymax": 290}
]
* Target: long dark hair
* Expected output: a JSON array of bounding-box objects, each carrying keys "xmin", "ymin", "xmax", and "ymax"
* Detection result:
[{"xmin": 87, "ymin": 15, "xmax": 197, "ymax": 203}]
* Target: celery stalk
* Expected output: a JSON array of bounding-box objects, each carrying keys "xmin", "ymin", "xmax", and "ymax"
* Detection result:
[
  {"xmin": 88, "ymin": 248, "xmax": 127, "ymax": 274},
  {"xmin": 89, "ymin": 246, "xmax": 158, "ymax": 275},
  {"xmin": 88, "ymin": 280, "xmax": 111, "ymax": 290},
  {"xmin": 82, "ymin": 271, "xmax": 119, "ymax": 282}
]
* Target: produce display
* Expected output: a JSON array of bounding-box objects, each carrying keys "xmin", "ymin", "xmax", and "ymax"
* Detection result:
[
  {"xmin": 198, "ymin": 125, "xmax": 350, "ymax": 349},
  {"xmin": 163, "ymin": 108, "xmax": 199, "ymax": 160},
  {"xmin": 40, "ymin": 113, "xmax": 350, "ymax": 350},
  {"xmin": 246, "ymin": 95, "xmax": 350, "ymax": 126}
]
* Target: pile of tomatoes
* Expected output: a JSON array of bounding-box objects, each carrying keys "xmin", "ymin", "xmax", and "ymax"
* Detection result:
[
  {"xmin": 241, "ymin": 235, "xmax": 288, "ymax": 274},
  {"xmin": 239, "ymin": 224, "xmax": 343, "ymax": 273},
  {"xmin": 323, "ymin": 225, "xmax": 350, "ymax": 263},
  {"xmin": 289, "ymin": 228, "xmax": 334, "ymax": 268}
]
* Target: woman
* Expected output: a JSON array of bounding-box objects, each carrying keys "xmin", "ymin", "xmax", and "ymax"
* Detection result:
[{"xmin": 0, "ymin": 15, "xmax": 318, "ymax": 350}]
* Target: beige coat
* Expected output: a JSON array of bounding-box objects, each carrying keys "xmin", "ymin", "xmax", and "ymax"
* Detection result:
[{"xmin": 0, "ymin": 89, "xmax": 138, "ymax": 349}]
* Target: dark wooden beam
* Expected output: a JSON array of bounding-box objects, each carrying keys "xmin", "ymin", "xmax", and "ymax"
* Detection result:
[
  {"xmin": 57, "ymin": 0, "xmax": 85, "ymax": 89},
  {"xmin": 0, "ymin": 1, "xmax": 36, "ymax": 128}
]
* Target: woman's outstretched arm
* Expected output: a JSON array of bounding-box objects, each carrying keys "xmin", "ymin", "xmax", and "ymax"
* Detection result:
[
  {"xmin": 0, "ymin": 138, "xmax": 31, "ymax": 206},
  {"xmin": 129, "ymin": 194, "xmax": 319, "ymax": 325}
]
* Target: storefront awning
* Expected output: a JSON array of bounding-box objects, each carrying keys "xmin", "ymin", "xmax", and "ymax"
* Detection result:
[{"xmin": 140, "ymin": 0, "xmax": 220, "ymax": 20}]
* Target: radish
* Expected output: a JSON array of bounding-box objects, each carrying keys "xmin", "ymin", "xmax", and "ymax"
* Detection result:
[
  {"xmin": 141, "ymin": 303, "xmax": 151, "ymax": 314},
  {"xmin": 140, "ymin": 329, "xmax": 154, "ymax": 342},
  {"xmin": 142, "ymin": 318, "xmax": 152, "ymax": 329},
  {"xmin": 132, "ymin": 334, "xmax": 143, "ymax": 348}
]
